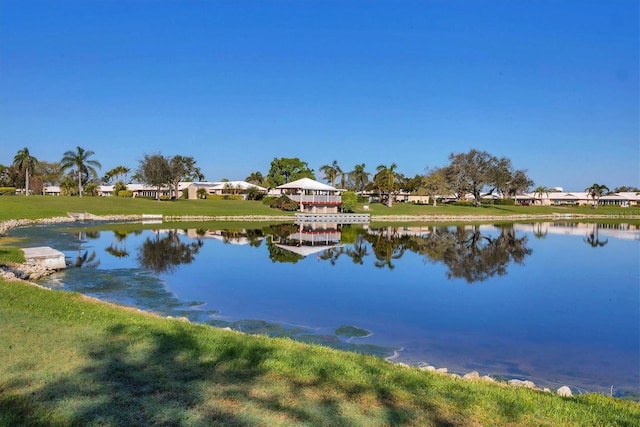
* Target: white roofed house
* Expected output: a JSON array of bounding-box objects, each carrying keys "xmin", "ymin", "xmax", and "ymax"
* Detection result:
[
  {"xmin": 275, "ymin": 177, "xmax": 343, "ymax": 213},
  {"xmin": 599, "ymin": 192, "xmax": 640, "ymax": 207},
  {"xmin": 187, "ymin": 181, "xmax": 267, "ymax": 199}
]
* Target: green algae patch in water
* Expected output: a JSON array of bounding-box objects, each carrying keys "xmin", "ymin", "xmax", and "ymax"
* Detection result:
[{"xmin": 335, "ymin": 325, "xmax": 372, "ymax": 338}]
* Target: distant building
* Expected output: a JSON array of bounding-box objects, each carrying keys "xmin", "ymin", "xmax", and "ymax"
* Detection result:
[
  {"xmin": 187, "ymin": 181, "xmax": 267, "ymax": 199},
  {"xmin": 275, "ymin": 178, "xmax": 342, "ymax": 213}
]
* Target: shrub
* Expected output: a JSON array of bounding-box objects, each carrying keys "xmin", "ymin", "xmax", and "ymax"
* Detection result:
[
  {"xmin": 206, "ymin": 194, "xmax": 244, "ymax": 201},
  {"xmin": 341, "ymin": 191, "xmax": 357, "ymax": 213},
  {"xmin": 117, "ymin": 190, "xmax": 133, "ymax": 198},
  {"xmin": 114, "ymin": 181, "xmax": 127, "ymax": 194},
  {"xmin": 159, "ymin": 195, "xmax": 171, "ymax": 201},
  {"xmin": 269, "ymin": 195, "xmax": 299, "ymax": 211},
  {"xmin": 451, "ymin": 200, "xmax": 474, "ymax": 206},
  {"xmin": 245, "ymin": 187, "xmax": 265, "ymax": 201},
  {"xmin": 84, "ymin": 183, "xmax": 99, "ymax": 196},
  {"xmin": 0, "ymin": 187, "xmax": 16, "ymax": 196},
  {"xmin": 262, "ymin": 196, "xmax": 276, "ymax": 206},
  {"xmin": 196, "ymin": 188, "xmax": 208, "ymax": 199}
]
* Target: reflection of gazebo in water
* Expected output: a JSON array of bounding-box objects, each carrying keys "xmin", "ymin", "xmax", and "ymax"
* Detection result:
[
  {"xmin": 275, "ymin": 223, "xmax": 342, "ymax": 257},
  {"xmin": 276, "ymin": 178, "xmax": 342, "ymax": 213}
]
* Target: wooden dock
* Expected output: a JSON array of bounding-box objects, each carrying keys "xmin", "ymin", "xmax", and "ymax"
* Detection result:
[{"xmin": 294, "ymin": 213, "xmax": 370, "ymax": 224}]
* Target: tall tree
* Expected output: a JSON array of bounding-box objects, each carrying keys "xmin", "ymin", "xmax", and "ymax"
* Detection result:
[
  {"xmin": 35, "ymin": 161, "xmax": 63, "ymax": 194},
  {"xmin": 103, "ymin": 165, "xmax": 131, "ymax": 184},
  {"xmin": 0, "ymin": 165, "xmax": 13, "ymax": 187},
  {"xmin": 348, "ymin": 163, "xmax": 369, "ymax": 192},
  {"xmin": 319, "ymin": 160, "xmax": 343, "ymax": 187},
  {"xmin": 266, "ymin": 157, "xmax": 314, "ymax": 188},
  {"xmin": 169, "ymin": 155, "xmax": 203, "ymax": 199},
  {"xmin": 585, "ymin": 183, "xmax": 609, "ymax": 209},
  {"xmin": 613, "ymin": 186, "xmax": 640, "ymax": 193},
  {"xmin": 375, "ymin": 163, "xmax": 399, "ymax": 207},
  {"xmin": 60, "ymin": 146, "xmax": 102, "ymax": 197},
  {"xmin": 422, "ymin": 167, "xmax": 451, "ymax": 207},
  {"xmin": 137, "ymin": 154, "xmax": 171, "ymax": 200},
  {"xmin": 506, "ymin": 169, "xmax": 534, "ymax": 200},
  {"xmin": 13, "ymin": 147, "xmax": 38, "ymax": 196},
  {"xmin": 445, "ymin": 149, "xmax": 499, "ymax": 206}
]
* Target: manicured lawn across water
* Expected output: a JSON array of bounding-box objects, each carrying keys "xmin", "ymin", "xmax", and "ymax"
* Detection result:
[{"xmin": 1, "ymin": 195, "xmax": 638, "ymax": 223}]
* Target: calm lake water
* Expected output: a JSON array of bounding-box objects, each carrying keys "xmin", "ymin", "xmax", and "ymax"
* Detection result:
[{"xmin": 8, "ymin": 220, "xmax": 640, "ymax": 397}]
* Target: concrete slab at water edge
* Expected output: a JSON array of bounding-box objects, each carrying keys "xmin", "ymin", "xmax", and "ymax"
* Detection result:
[{"xmin": 22, "ymin": 247, "xmax": 66, "ymax": 270}]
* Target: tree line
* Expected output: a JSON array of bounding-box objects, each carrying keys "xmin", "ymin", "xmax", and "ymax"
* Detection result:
[{"xmin": 3, "ymin": 146, "xmax": 638, "ymax": 205}]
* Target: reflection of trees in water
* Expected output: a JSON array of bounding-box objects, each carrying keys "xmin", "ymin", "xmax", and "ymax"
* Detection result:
[
  {"xmin": 73, "ymin": 230, "xmax": 101, "ymax": 268},
  {"xmin": 584, "ymin": 224, "xmax": 608, "ymax": 248},
  {"xmin": 73, "ymin": 250, "xmax": 100, "ymax": 268},
  {"xmin": 531, "ymin": 222, "xmax": 548, "ymax": 239},
  {"xmin": 345, "ymin": 233, "xmax": 370, "ymax": 265},
  {"xmin": 220, "ymin": 229, "xmax": 264, "ymax": 247},
  {"xmin": 440, "ymin": 226, "xmax": 532, "ymax": 283},
  {"xmin": 105, "ymin": 230, "xmax": 133, "ymax": 258},
  {"xmin": 356, "ymin": 225, "xmax": 532, "ymax": 283},
  {"xmin": 363, "ymin": 227, "xmax": 407, "ymax": 270},
  {"xmin": 263, "ymin": 223, "xmax": 304, "ymax": 263},
  {"xmin": 137, "ymin": 230, "xmax": 203, "ymax": 274},
  {"xmin": 264, "ymin": 238, "xmax": 304, "ymax": 264}
]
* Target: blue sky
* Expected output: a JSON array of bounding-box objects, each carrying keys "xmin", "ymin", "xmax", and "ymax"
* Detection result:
[{"xmin": 1, "ymin": 0, "xmax": 638, "ymax": 190}]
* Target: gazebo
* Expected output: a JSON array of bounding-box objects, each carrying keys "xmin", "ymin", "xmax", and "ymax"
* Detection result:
[
  {"xmin": 275, "ymin": 222, "xmax": 342, "ymax": 257},
  {"xmin": 276, "ymin": 177, "xmax": 342, "ymax": 213}
]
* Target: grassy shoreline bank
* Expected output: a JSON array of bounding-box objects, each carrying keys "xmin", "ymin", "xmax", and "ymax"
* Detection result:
[{"xmin": 1, "ymin": 279, "xmax": 638, "ymax": 426}]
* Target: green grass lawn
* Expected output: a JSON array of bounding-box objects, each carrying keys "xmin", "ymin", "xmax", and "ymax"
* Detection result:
[
  {"xmin": 0, "ymin": 195, "xmax": 288, "ymax": 222},
  {"xmin": 1, "ymin": 280, "xmax": 638, "ymax": 426},
  {"xmin": 1, "ymin": 195, "xmax": 638, "ymax": 224}
]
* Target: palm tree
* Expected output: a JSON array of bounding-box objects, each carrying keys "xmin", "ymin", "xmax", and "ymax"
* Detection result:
[
  {"xmin": 104, "ymin": 165, "xmax": 130, "ymax": 184},
  {"xmin": 60, "ymin": 146, "xmax": 102, "ymax": 197},
  {"xmin": 584, "ymin": 224, "xmax": 608, "ymax": 247},
  {"xmin": 585, "ymin": 183, "xmax": 609, "ymax": 209},
  {"xmin": 319, "ymin": 160, "xmax": 343, "ymax": 187},
  {"xmin": 13, "ymin": 147, "xmax": 38, "ymax": 196},
  {"xmin": 533, "ymin": 186, "xmax": 550, "ymax": 206},
  {"xmin": 348, "ymin": 163, "xmax": 370, "ymax": 192},
  {"xmin": 245, "ymin": 171, "xmax": 266, "ymax": 187},
  {"xmin": 375, "ymin": 163, "xmax": 398, "ymax": 207}
]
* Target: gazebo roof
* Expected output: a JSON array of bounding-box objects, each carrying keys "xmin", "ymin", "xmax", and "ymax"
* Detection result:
[
  {"xmin": 275, "ymin": 244, "xmax": 341, "ymax": 257},
  {"xmin": 276, "ymin": 177, "xmax": 338, "ymax": 191}
]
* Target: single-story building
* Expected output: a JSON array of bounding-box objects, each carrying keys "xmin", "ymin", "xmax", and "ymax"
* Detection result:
[
  {"xmin": 275, "ymin": 178, "xmax": 343, "ymax": 213},
  {"xmin": 187, "ymin": 181, "xmax": 267, "ymax": 199}
]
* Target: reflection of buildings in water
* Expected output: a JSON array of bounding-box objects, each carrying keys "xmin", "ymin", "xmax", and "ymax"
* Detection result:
[
  {"xmin": 182, "ymin": 229, "xmax": 264, "ymax": 245},
  {"xmin": 365, "ymin": 224, "xmax": 499, "ymax": 239},
  {"xmin": 275, "ymin": 223, "xmax": 342, "ymax": 257},
  {"xmin": 366, "ymin": 226, "xmax": 431, "ymax": 238},
  {"xmin": 514, "ymin": 223, "xmax": 640, "ymax": 240}
]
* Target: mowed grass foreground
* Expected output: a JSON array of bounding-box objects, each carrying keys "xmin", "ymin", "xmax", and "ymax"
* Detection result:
[
  {"xmin": 1, "ymin": 195, "xmax": 639, "ymax": 224},
  {"xmin": 1, "ymin": 280, "xmax": 638, "ymax": 427}
]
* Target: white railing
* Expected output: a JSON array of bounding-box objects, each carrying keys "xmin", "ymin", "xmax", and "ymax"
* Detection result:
[
  {"xmin": 288, "ymin": 195, "xmax": 342, "ymax": 204},
  {"xmin": 295, "ymin": 213, "xmax": 370, "ymax": 224}
]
